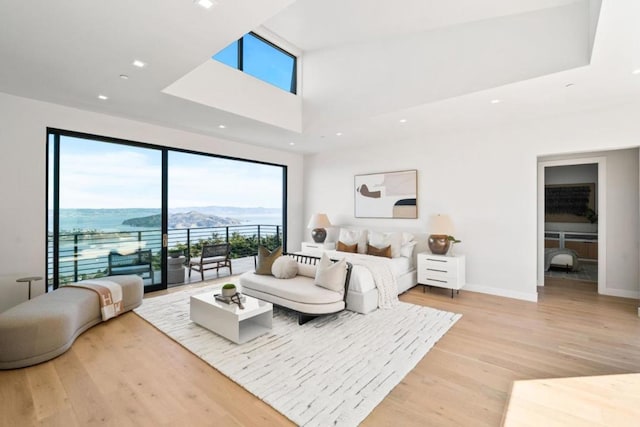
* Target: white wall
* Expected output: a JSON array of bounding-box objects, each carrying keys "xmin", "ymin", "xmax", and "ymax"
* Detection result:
[
  {"xmin": 303, "ymin": 103, "xmax": 640, "ymax": 302},
  {"xmin": 0, "ymin": 92, "xmax": 304, "ymax": 312}
]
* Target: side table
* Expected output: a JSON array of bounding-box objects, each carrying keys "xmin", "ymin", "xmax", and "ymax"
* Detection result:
[
  {"xmin": 16, "ymin": 276, "xmax": 43, "ymax": 300},
  {"xmin": 167, "ymin": 256, "xmax": 186, "ymax": 285}
]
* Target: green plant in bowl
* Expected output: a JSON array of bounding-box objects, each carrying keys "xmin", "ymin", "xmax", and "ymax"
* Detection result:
[{"xmin": 221, "ymin": 283, "xmax": 237, "ymax": 298}]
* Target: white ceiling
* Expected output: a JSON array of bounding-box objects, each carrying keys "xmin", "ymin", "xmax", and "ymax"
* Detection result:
[{"xmin": 1, "ymin": 0, "xmax": 639, "ymax": 153}]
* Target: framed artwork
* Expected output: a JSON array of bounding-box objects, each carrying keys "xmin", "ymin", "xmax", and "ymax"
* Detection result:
[
  {"xmin": 545, "ymin": 183, "xmax": 597, "ymax": 223},
  {"xmin": 354, "ymin": 170, "xmax": 417, "ymax": 218}
]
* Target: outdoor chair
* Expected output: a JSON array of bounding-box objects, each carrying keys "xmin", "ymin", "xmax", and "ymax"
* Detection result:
[
  {"xmin": 188, "ymin": 243, "xmax": 232, "ymax": 281},
  {"xmin": 107, "ymin": 249, "xmax": 154, "ymax": 284}
]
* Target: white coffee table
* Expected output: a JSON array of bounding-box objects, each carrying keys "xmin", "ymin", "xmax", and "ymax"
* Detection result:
[{"xmin": 190, "ymin": 291, "xmax": 273, "ymax": 344}]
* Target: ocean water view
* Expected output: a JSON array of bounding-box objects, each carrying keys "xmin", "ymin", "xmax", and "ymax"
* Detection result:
[{"xmin": 50, "ymin": 207, "xmax": 282, "ymax": 233}]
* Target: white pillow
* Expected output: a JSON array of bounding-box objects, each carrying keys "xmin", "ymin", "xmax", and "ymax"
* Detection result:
[
  {"xmin": 400, "ymin": 241, "xmax": 417, "ymax": 258},
  {"xmin": 368, "ymin": 231, "xmax": 402, "ymax": 258},
  {"xmin": 314, "ymin": 253, "xmax": 347, "ymax": 292},
  {"xmin": 297, "ymin": 262, "xmax": 317, "ymax": 278},
  {"xmin": 271, "ymin": 256, "xmax": 298, "ymax": 279},
  {"xmin": 401, "ymin": 232, "xmax": 415, "ymax": 245},
  {"xmin": 338, "ymin": 228, "xmax": 368, "ymax": 254}
]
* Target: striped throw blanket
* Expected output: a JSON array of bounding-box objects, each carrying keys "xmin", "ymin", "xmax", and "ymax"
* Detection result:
[{"xmin": 64, "ymin": 279, "xmax": 124, "ymax": 321}]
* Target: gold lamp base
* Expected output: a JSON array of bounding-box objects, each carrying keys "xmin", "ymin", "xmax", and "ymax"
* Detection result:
[{"xmin": 428, "ymin": 234, "xmax": 450, "ymax": 255}]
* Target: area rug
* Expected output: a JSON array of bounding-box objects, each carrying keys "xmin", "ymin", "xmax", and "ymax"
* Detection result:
[{"xmin": 134, "ymin": 284, "xmax": 461, "ymax": 426}]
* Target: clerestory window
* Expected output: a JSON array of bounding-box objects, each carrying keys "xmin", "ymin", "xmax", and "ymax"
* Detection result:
[{"xmin": 213, "ymin": 32, "xmax": 297, "ymax": 94}]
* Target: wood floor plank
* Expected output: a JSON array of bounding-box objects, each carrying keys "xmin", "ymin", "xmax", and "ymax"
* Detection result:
[{"xmin": 1, "ymin": 276, "xmax": 638, "ymax": 426}]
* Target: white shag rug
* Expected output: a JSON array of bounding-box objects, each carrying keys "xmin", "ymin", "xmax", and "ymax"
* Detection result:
[{"xmin": 134, "ymin": 285, "xmax": 461, "ymax": 427}]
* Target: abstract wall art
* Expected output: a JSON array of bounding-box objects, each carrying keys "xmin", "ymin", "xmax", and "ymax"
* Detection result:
[{"xmin": 354, "ymin": 170, "xmax": 417, "ymax": 218}]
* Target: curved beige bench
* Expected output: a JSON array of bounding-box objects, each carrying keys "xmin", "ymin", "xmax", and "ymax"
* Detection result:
[{"xmin": 0, "ymin": 275, "xmax": 143, "ymax": 370}]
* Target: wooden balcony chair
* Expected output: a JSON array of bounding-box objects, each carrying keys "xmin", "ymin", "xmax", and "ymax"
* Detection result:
[{"xmin": 188, "ymin": 243, "xmax": 232, "ymax": 281}]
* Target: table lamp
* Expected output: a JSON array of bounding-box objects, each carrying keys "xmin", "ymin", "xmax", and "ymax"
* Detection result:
[
  {"xmin": 428, "ymin": 214, "xmax": 454, "ymax": 255},
  {"xmin": 308, "ymin": 213, "xmax": 331, "ymax": 243}
]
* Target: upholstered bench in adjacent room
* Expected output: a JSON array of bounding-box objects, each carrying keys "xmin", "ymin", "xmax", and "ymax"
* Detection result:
[{"xmin": 0, "ymin": 275, "xmax": 143, "ymax": 370}]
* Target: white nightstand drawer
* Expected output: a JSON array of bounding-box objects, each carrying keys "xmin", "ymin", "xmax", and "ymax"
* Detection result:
[
  {"xmin": 417, "ymin": 253, "xmax": 466, "ymax": 295},
  {"xmin": 300, "ymin": 241, "xmax": 336, "ymax": 256}
]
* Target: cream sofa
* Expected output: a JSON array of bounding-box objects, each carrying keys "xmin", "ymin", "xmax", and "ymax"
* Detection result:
[{"xmin": 239, "ymin": 253, "xmax": 352, "ymax": 324}]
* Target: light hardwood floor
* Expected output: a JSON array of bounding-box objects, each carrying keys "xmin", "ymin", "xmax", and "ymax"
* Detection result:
[{"xmin": 1, "ymin": 278, "xmax": 638, "ymax": 426}]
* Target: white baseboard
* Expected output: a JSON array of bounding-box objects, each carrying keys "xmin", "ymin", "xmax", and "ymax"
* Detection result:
[
  {"xmin": 463, "ymin": 283, "xmax": 538, "ymax": 303},
  {"xmin": 599, "ymin": 288, "xmax": 640, "ymax": 299}
]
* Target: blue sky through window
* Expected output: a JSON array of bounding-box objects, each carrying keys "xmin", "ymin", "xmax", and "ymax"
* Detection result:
[
  {"xmin": 212, "ymin": 40, "xmax": 238, "ymax": 68},
  {"xmin": 52, "ymin": 136, "xmax": 283, "ymax": 210},
  {"xmin": 212, "ymin": 33, "xmax": 296, "ymax": 94},
  {"xmin": 243, "ymin": 33, "xmax": 295, "ymax": 93}
]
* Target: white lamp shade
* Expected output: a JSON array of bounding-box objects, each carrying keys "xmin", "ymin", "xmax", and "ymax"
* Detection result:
[
  {"xmin": 429, "ymin": 214, "xmax": 454, "ymax": 235},
  {"xmin": 307, "ymin": 213, "xmax": 331, "ymax": 229}
]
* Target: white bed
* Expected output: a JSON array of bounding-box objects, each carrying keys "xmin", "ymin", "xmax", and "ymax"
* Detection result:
[{"xmin": 323, "ymin": 247, "xmax": 418, "ymax": 314}]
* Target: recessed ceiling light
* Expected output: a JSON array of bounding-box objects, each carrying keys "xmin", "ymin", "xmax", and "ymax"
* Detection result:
[
  {"xmin": 98, "ymin": 94, "xmax": 108, "ymax": 100},
  {"xmin": 336, "ymin": 132, "xmax": 343, "ymax": 136},
  {"xmin": 119, "ymin": 74, "xmax": 129, "ymax": 80},
  {"xmin": 633, "ymin": 69, "xmax": 640, "ymax": 75},
  {"xmin": 289, "ymin": 142, "xmax": 296, "ymax": 146},
  {"xmin": 491, "ymin": 99, "xmax": 501, "ymax": 104},
  {"xmin": 132, "ymin": 60, "xmax": 146, "ymax": 68},
  {"xmin": 196, "ymin": 0, "xmax": 215, "ymax": 9},
  {"xmin": 399, "ymin": 119, "xmax": 407, "ymax": 123},
  {"xmin": 218, "ymin": 125, "xmax": 226, "ymax": 129}
]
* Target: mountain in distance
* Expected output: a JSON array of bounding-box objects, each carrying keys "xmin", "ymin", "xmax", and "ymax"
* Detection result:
[
  {"xmin": 168, "ymin": 205, "xmax": 281, "ymax": 216},
  {"xmin": 122, "ymin": 211, "xmax": 242, "ymax": 228}
]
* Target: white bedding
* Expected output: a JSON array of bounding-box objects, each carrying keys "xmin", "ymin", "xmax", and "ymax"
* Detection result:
[{"xmin": 325, "ymin": 250, "xmax": 413, "ymax": 293}]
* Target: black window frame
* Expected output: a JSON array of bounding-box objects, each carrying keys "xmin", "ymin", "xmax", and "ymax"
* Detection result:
[{"xmin": 215, "ymin": 31, "xmax": 297, "ymax": 95}]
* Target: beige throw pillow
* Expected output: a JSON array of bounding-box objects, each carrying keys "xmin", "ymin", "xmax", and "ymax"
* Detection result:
[
  {"xmin": 271, "ymin": 256, "xmax": 298, "ymax": 279},
  {"xmin": 255, "ymin": 246, "xmax": 282, "ymax": 275},
  {"xmin": 338, "ymin": 228, "xmax": 368, "ymax": 254},
  {"xmin": 314, "ymin": 253, "xmax": 347, "ymax": 292}
]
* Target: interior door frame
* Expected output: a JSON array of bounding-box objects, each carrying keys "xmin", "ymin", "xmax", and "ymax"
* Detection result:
[{"xmin": 537, "ymin": 156, "xmax": 607, "ymax": 294}]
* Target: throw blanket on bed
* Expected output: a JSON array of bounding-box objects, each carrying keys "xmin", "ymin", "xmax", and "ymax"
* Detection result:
[
  {"xmin": 64, "ymin": 279, "xmax": 124, "ymax": 321},
  {"xmin": 340, "ymin": 253, "xmax": 399, "ymax": 309},
  {"xmin": 544, "ymin": 248, "xmax": 579, "ymax": 271}
]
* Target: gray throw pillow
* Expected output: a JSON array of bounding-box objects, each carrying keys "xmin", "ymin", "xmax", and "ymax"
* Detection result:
[{"xmin": 255, "ymin": 246, "xmax": 282, "ymax": 275}]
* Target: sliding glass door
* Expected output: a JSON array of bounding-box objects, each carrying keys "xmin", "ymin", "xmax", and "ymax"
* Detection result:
[
  {"xmin": 47, "ymin": 129, "xmax": 287, "ymax": 292},
  {"xmin": 48, "ymin": 131, "xmax": 165, "ymax": 292}
]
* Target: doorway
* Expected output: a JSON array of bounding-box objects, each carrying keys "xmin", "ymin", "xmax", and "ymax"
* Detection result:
[{"xmin": 537, "ymin": 157, "xmax": 607, "ymax": 294}]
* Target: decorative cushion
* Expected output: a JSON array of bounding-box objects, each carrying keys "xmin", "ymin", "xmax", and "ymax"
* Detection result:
[
  {"xmin": 314, "ymin": 253, "xmax": 347, "ymax": 292},
  {"xmin": 400, "ymin": 241, "xmax": 417, "ymax": 258},
  {"xmin": 336, "ymin": 240, "xmax": 358, "ymax": 253},
  {"xmin": 255, "ymin": 246, "xmax": 282, "ymax": 275},
  {"xmin": 368, "ymin": 231, "xmax": 402, "ymax": 258},
  {"xmin": 401, "ymin": 232, "xmax": 415, "ymax": 245},
  {"xmin": 297, "ymin": 262, "xmax": 317, "ymax": 278},
  {"xmin": 367, "ymin": 244, "xmax": 392, "ymax": 258},
  {"xmin": 271, "ymin": 256, "xmax": 298, "ymax": 279},
  {"xmin": 338, "ymin": 228, "xmax": 368, "ymax": 254}
]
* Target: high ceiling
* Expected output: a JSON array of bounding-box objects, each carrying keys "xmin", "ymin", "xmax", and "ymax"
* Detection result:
[{"xmin": 1, "ymin": 0, "xmax": 638, "ymax": 153}]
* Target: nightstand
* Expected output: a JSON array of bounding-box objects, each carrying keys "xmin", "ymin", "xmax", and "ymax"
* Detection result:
[
  {"xmin": 417, "ymin": 253, "xmax": 466, "ymax": 298},
  {"xmin": 300, "ymin": 241, "xmax": 336, "ymax": 257}
]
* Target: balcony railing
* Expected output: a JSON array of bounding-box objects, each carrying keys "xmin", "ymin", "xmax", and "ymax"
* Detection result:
[{"xmin": 48, "ymin": 224, "xmax": 282, "ymax": 287}]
